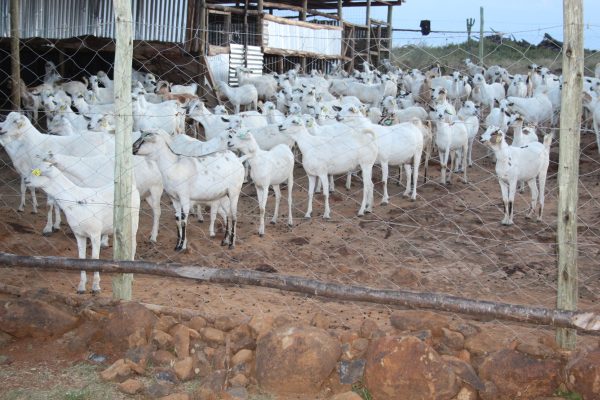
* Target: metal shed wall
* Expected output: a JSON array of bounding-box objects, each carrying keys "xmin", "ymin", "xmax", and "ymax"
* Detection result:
[
  {"xmin": 0, "ymin": 0, "xmax": 188, "ymax": 43},
  {"xmin": 262, "ymin": 19, "xmax": 342, "ymax": 56}
]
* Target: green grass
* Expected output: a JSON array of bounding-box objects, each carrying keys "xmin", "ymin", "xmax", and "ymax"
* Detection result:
[
  {"xmin": 1, "ymin": 363, "xmax": 126, "ymax": 400},
  {"xmin": 351, "ymin": 380, "xmax": 373, "ymax": 400},
  {"xmin": 390, "ymin": 38, "xmax": 600, "ymax": 76}
]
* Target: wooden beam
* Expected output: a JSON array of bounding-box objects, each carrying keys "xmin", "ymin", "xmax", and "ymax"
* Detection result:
[
  {"xmin": 301, "ymin": 0, "xmax": 307, "ymax": 20},
  {"xmin": 338, "ymin": 0, "xmax": 343, "ymax": 21},
  {"xmin": 262, "ymin": 2, "xmax": 340, "ymax": 20},
  {"xmin": 366, "ymin": 0, "xmax": 372, "ymax": 65},
  {"xmin": 387, "ymin": 5, "xmax": 393, "ymax": 54},
  {"xmin": 0, "ymin": 252, "xmax": 599, "ymax": 333},
  {"xmin": 10, "ymin": 0, "xmax": 20, "ymax": 111}
]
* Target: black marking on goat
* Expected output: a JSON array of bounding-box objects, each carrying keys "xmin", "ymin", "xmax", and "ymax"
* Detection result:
[{"xmin": 508, "ymin": 201, "xmax": 513, "ymax": 218}]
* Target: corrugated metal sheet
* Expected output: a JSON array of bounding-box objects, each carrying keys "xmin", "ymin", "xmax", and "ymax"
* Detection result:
[
  {"xmin": 0, "ymin": 0, "xmax": 188, "ymax": 43},
  {"xmin": 263, "ymin": 19, "xmax": 342, "ymax": 56},
  {"xmin": 229, "ymin": 44, "xmax": 263, "ymax": 87},
  {"xmin": 207, "ymin": 53, "xmax": 230, "ymax": 85}
]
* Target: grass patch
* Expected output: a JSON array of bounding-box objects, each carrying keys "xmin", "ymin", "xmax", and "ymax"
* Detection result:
[
  {"xmin": 1, "ymin": 363, "xmax": 126, "ymax": 400},
  {"xmin": 351, "ymin": 380, "xmax": 373, "ymax": 400}
]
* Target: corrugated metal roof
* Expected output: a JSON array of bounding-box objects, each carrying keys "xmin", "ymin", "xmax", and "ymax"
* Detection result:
[{"xmin": 1, "ymin": 0, "xmax": 189, "ymax": 43}]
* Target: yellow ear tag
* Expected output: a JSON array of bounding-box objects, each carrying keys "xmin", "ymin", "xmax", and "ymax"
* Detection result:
[
  {"xmin": 495, "ymin": 135, "xmax": 502, "ymax": 144},
  {"xmin": 307, "ymin": 120, "xmax": 314, "ymax": 128},
  {"xmin": 31, "ymin": 168, "xmax": 41, "ymax": 176}
]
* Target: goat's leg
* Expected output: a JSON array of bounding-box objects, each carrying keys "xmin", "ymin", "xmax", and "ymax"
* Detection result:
[
  {"xmin": 257, "ymin": 185, "xmax": 268, "ymax": 237},
  {"xmin": 43, "ymin": 197, "xmax": 55, "ymax": 235},
  {"xmin": 381, "ymin": 162, "xmax": 390, "ymax": 205},
  {"xmin": 320, "ymin": 174, "xmax": 331, "ymax": 219},
  {"xmin": 172, "ymin": 200, "xmax": 183, "ymax": 251},
  {"xmin": 285, "ymin": 174, "xmax": 293, "ymax": 227},
  {"xmin": 410, "ymin": 152, "xmax": 422, "ymax": 201},
  {"xmin": 18, "ymin": 178, "xmax": 26, "ymax": 212},
  {"xmin": 90, "ymin": 234, "xmax": 102, "ymax": 294},
  {"xmin": 179, "ymin": 201, "xmax": 191, "ymax": 251},
  {"xmin": 525, "ymin": 179, "xmax": 538, "ymax": 219},
  {"xmin": 440, "ymin": 149, "xmax": 448, "ymax": 185},
  {"xmin": 271, "ymin": 184, "xmax": 281, "ymax": 226},
  {"xmin": 507, "ymin": 180, "xmax": 518, "ymax": 225},
  {"xmin": 305, "ymin": 175, "xmax": 316, "ymax": 218},
  {"xmin": 345, "ymin": 172, "xmax": 352, "ymax": 190},
  {"xmin": 500, "ymin": 182, "xmax": 510, "ymax": 225},
  {"xmin": 146, "ymin": 186, "xmax": 162, "ymax": 243},
  {"xmin": 226, "ymin": 193, "xmax": 240, "ymax": 249},
  {"xmin": 75, "ymin": 235, "xmax": 88, "ymax": 294},
  {"xmin": 468, "ymin": 136, "xmax": 475, "ymax": 167},
  {"xmin": 358, "ymin": 165, "xmax": 373, "ymax": 216},
  {"xmin": 462, "ymin": 144, "xmax": 468, "ymax": 183},
  {"xmin": 208, "ymin": 202, "xmax": 218, "ymax": 238}
]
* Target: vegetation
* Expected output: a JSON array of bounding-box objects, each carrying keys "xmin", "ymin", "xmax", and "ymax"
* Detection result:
[{"xmin": 390, "ymin": 38, "xmax": 600, "ymax": 75}]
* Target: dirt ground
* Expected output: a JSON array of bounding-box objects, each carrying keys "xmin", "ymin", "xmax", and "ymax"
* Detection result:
[{"xmin": 1, "ymin": 132, "xmax": 600, "ymax": 397}]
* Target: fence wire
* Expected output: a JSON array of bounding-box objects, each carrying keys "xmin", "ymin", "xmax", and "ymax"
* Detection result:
[{"xmin": 0, "ymin": 16, "xmax": 599, "ymax": 345}]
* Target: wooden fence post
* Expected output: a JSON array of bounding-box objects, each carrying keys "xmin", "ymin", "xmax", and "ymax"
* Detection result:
[
  {"xmin": 478, "ymin": 7, "xmax": 484, "ymax": 65},
  {"xmin": 556, "ymin": 0, "xmax": 583, "ymax": 350},
  {"xmin": 10, "ymin": 0, "xmax": 21, "ymax": 111},
  {"xmin": 112, "ymin": 0, "xmax": 135, "ymax": 300}
]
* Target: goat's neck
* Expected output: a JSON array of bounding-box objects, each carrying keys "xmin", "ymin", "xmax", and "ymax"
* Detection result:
[
  {"xmin": 492, "ymin": 141, "xmax": 511, "ymax": 165},
  {"xmin": 39, "ymin": 172, "xmax": 85, "ymax": 204},
  {"xmin": 512, "ymin": 122, "xmax": 523, "ymax": 140}
]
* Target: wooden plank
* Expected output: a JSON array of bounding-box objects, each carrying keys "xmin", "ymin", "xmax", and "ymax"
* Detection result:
[
  {"xmin": 263, "ymin": 46, "xmax": 349, "ymax": 60},
  {"xmin": 556, "ymin": 0, "xmax": 583, "ymax": 350},
  {"xmin": 262, "ymin": 13, "xmax": 342, "ymax": 31}
]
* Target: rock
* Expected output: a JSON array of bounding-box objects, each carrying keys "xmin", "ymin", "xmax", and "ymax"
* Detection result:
[
  {"xmin": 440, "ymin": 328, "xmax": 465, "ymax": 351},
  {"xmin": 152, "ymin": 350, "xmax": 177, "ymax": 366},
  {"xmin": 359, "ymin": 319, "xmax": 379, "ymax": 339},
  {"xmin": 515, "ymin": 340, "xmax": 556, "ymax": 359},
  {"xmin": 188, "ymin": 316, "xmax": 207, "ymax": 331},
  {"xmin": 170, "ymin": 324, "xmax": 192, "ymax": 358},
  {"xmin": 201, "ymin": 327, "xmax": 226, "ymax": 345},
  {"xmin": 192, "ymin": 351, "xmax": 212, "ymax": 377},
  {"xmin": 224, "ymin": 387, "xmax": 248, "ymax": 399},
  {"xmin": 118, "ymin": 378, "xmax": 144, "ymax": 395},
  {"xmin": 102, "ymin": 303, "xmax": 158, "ymax": 352},
  {"xmin": 565, "ymin": 349, "xmax": 600, "ymax": 399},
  {"xmin": 452, "ymin": 386, "xmax": 478, "ymax": 400},
  {"xmin": 272, "ymin": 314, "xmax": 294, "ymax": 329},
  {"xmin": 478, "ymin": 349, "xmax": 562, "ymax": 400},
  {"xmin": 310, "ymin": 313, "xmax": 329, "ymax": 329},
  {"xmin": 256, "ymin": 326, "xmax": 341, "ymax": 394},
  {"xmin": 464, "ymin": 331, "xmax": 508, "ymax": 360},
  {"xmin": 152, "ymin": 330, "xmax": 174, "ymax": 349},
  {"xmin": 390, "ymin": 310, "xmax": 450, "ymax": 337},
  {"xmin": 338, "ymin": 359, "xmax": 366, "ymax": 385},
  {"xmin": 128, "ymin": 328, "xmax": 148, "ymax": 348},
  {"xmin": 145, "ymin": 382, "xmax": 172, "ymax": 398},
  {"xmin": 155, "ymin": 369, "xmax": 179, "ymax": 384},
  {"xmin": 0, "ymin": 331, "xmax": 14, "ymax": 347},
  {"xmin": 211, "ymin": 346, "xmax": 227, "ymax": 370},
  {"xmin": 195, "ymin": 387, "xmax": 218, "ymax": 400},
  {"xmin": 159, "ymin": 394, "xmax": 189, "ymax": 400},
  {"xmin": 0, "ymin": 299, "xmax": 79, "ymax": 338},
  {"xmin": 125, "ymin": 345, "xmax": 153, "ymax": 369},
  {"xmin": 173, "ymin": 356, "xmax": 194, "ymax": 381},
  {"xmin": 100, "ymin": 359, "xmax": 132, "ymax": 381},
  {"xmin": 330, "ymin": 392, "xmax": 363, "ymax": 400},
  {"xmin": 450, "ymin": 321, "xmax": 480, "ymax": 338},
  {"xmin": 364, "ymin": 335, "xmax": 460, "ymax": 400},
  {"xmin": 155, "ymin": 315, "xmax": 179, "ymax": 332},
  {"xmin": 214, "ymin": 315, "xmax": 243, "ymax": 332},
  {"xmin": 201, "ymin": 370, "xmax": 227, "ymax": 393},
  {"xmin": 231, "ymin": 349, "xmax": 253, "ymax": 366},
  {"xmin": 229, "ymin": 373, "xmax": 249, "ymax": 387},
  {"xmin": 442, "ymin": 355, "xmax": 485, "ymax": 391},
  {"xmin": 228, "ymin": 324, "xmax": 255, "ymax": 354},
  {"xmin": 338, "ymin": 331, "xmax": 360, "ymax": 344},
  {"xmin": 65, "ymin": 322, "xmax": 99, "ymax": 353},
  {"xmin": 248, "ymin": 314, "xmax": 273, "ymax": 339}
]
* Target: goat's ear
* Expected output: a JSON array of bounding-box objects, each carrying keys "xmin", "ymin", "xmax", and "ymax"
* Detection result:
[
  {"xmin": 221, "ymin": 116, "xmax": 230, "ymax": 122},
  {"xmin": 332, "ymin": 105, "xmax": 342, "ymax": 112}
]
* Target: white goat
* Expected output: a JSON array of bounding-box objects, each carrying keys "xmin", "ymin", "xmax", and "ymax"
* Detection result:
[
  {"xmin": 457, "ymin": 101, "xmax": 480, "ymax": 167},
  {"xmin": 227, "ymin": 129, "xmax": 294, "ymax": 236},
  {"xmin": 236, "ymin": 67, "xmax": 278, "ymax": 101},
  {"xmin": 24, "ymin": 160, "xmax": 140, "ymax": 294},
  {"xmin": 481, "ymin": 127, "xmax": 551, "ymax": 225},
  {"xmin": 216, "ymin": 81, "xmax": 258, "ymax": 114},
  {"xmin": 506, "ymin": 93, "xmax": 553, "ymax": 128},
  {"xmin": 472, "ymin": 73, "xmax": 506, "ymax": 110},
  {"xmin": 133, "ymin": 129, "xmax": 244, "ymax": 250},
  {"xmin": 432, "ymin": 105, "xmax": 469, "ymax": 185},
  {"xmin": 131, "ymin": 92, "xmax": 185, "ymax": 135},
  {"xmin": 279, "ymin": 116, "xmax": 378, "ymax": 218}
]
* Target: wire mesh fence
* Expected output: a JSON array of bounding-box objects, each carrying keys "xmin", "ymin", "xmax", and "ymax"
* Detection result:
[{"xmin": 0, "ymin": 6, "xmax": 599, "ymax": 345}]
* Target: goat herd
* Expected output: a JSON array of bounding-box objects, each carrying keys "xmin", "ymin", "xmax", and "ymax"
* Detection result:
[{"xmin": 1, "ymin": 58, "xmax": 598, "ymax": 294}]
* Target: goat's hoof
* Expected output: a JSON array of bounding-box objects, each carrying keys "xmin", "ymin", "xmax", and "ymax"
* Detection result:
[
  {"xmin": 91, "ymin": 290, "xmax": 101, "ymax": 295},
  {"xmin": 17, "ymin": 208, "xmax": 24, "ymax": 213},
  {"xmin": 381, "ymin": 201, "xmax": 389, "ymax": 206},
  {"xmin": 270, "ymin": 221, "xmax": 276, "ymax": 225},
  {"xmin": 209, "ymin": 234, "xmax": 216, "ymax": 238},
  {"xmin": 304, "ymin": 214, "xmax": 312, "ymax": 219},
  {"xmin": 76, "ymin": 290, "xmax": 86, "ymax": 295},
  {"xmin": 323, "ymin": 215, "xmax": 331, "ymax": 220},
  {"xmin": 287, "ymin": 223, "xmax": 293, "ymax": 228},
  {"xmin": 42, "ymin": 231, "xmax": 53, "ymax": 237},
  {"xmin": 259, "ymin": 233, "xmax": 264, "ymax": 238},
  {"xmin": 31, "ymin": 210, "xmax": 38, "ymax": 215},
  {"xmin": 228, "ymin": 244, "xmax": 235, "ymax": 250},
  {"xmin": 411, "ymin": 197, "xmax": 417, "ymax": 202},
  {"xmin": 148, "ymin": 237, "xmax": 157, "ymax": 244},
  {"xmin": 220, "ymin": 240, "xmax": 229, "ymax": 246}
]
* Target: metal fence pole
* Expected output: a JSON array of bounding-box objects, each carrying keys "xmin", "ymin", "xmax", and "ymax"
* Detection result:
[
  {"xmin": 556, "ymin": 0, "xmax": 583, "ymax": 350},
  {"xmin": 112, "ymin": 0, "xmax": 135, "ymax": 300}
]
